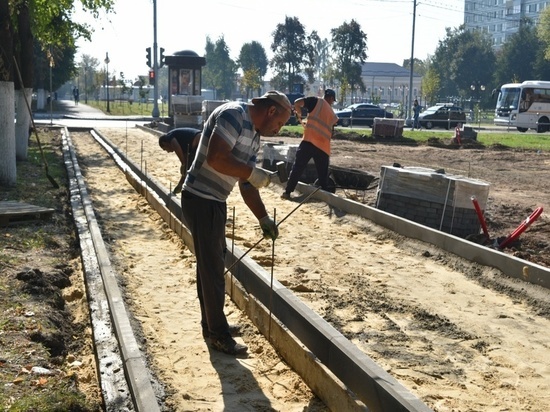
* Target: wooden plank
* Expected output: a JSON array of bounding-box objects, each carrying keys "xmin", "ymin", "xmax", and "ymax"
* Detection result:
[{"xmin": 0, "ymin": 201, "xmax": 55, "ymax": 225}]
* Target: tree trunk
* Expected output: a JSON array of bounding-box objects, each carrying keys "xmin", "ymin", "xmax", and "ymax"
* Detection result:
[
  {"xmin": 15, "ymin": 0, "xmax": 33, "ymax": 160},
  {"xmin": 0, "ymin": 82, "xmax": 16, "ymax": 186},
  {"xmin": 15, "ymin": 88, "xmax": 32, "ymax": 160},
  {"xmin": 0, "ymin": 0, "xmax": 16, "ymax": 186}
]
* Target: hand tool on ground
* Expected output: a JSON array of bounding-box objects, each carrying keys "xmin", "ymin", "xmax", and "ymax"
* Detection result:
[
  {"xmin": 13, "ymin": 57, "xmax": 60, "ymax": 189},
  {"xmin": 223, "ymin": 186, "xmax": 321, "ymax": 275},
  {"xmin": 269, "ymin": 161, "xmax": 288, "ymax": 184},
  {"xmin": 471, "ymin": 196, "xmax": 490, "ymax": 241},
  {"xmin": 499, "ymin": 206, "xmax": 543, "ymax": 249},
  {"xmin": 173, "ymin": 175, "xmax": 184, "ymax": 194}
]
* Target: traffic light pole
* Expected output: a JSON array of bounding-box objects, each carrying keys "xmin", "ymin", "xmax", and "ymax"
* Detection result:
[{"xmin": 151, "ymin": 0, "xmax": 160, "ymax": 118}]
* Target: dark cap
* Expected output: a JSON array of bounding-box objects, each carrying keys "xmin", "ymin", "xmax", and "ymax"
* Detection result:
[
  {"xmin": 251, "ymin": 90, "xmax": 292, "ymax": 113},
  {"xmin": 324, "ymin": 89, "xmax": 336, "ymax": 99}
]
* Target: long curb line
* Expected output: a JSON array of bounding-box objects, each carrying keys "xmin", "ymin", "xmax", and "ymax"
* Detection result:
[
  {"xmin": 307, "ymin": 185, "xmax": 550, "ymax": 290},
  {"xmin": 62, "ymin": 129, "xmax": 161, "ymax": 412}
]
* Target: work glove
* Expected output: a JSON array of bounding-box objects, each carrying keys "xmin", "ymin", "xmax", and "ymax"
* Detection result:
[
  {"xmin": 247, "ymin": 167, "xmax": 271, "ymax": 189},
  {"xmin": 259, "ymin": 215, "xmax": 278, "ymax": 241}
]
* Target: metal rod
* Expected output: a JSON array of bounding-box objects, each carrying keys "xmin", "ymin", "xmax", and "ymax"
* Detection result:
[
  {"xmin": 231, "ymin": 206, "xmax": 236, "ymax": 298},
  {"xmin": 224, "ymin": 186, "xmax": 321, "ymax": 275},
  {"xmin": 276, "ymin": 187, "xmax": 321, "ymax": 227},
  {"xmin": 268, "ymin": 208, "xmax": 276, "ymax": 340}
]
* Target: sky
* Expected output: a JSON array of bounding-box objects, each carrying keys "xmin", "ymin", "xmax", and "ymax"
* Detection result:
[{"xmin": 74, "ymin": 0, "xmax": 464, "ymax": 81}]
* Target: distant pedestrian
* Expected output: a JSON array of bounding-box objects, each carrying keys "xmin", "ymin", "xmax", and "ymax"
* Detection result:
[
  {"xmin": 73, "ymin": 87, "xmax": 79, "ymax": 105},
  {"xmin": 412, "ymin": 99, "xmax": 421, "ymax": 129},
  {"xmin": 281, "ymin": 89, "xmax": 339, "ymax": 199}
]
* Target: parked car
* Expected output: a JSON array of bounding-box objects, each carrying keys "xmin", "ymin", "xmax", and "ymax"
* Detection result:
[
  {"xmin": 417, "ymin": 104, "xmax": 466, "ymax": 129},
  {"xmin": 335, "ymin": 103, "xmax": 393, "ymax": 127}
]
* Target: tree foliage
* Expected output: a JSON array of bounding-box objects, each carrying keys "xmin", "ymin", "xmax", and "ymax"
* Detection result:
[
  {"xmin": 330, "ymin": 19, "xmax": 367, "ymax": 103},
  {"xmin": 538, "ymin": 6, "xmax": 550, "ymax": 60},
  {"xmin": 238, "ymin": 41, "xmax": 268, "ymax": 98},
  {"xmin": 403, "ymin": 57, "xmax": 428, "ymax": 76},
  {"xmin": 270, "ymin": 16, "xmax": 317, "ymax": 92},
  {"xmin": 202, "ymin": 36, "xmax": 237, "ymax": 100},
  {"xmin": 431, "ymin": 25, "xmax": 495, "ymax": 106},
  {"xmin": 494, "ymin": 18, "xmax": 543, "ymax": 86},
  {"xmin": 421, "ymin": 65, "xmax": 440, "ymax": 106}
]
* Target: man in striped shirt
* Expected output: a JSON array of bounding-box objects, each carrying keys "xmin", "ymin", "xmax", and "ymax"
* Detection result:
[{"xmin": 181, "ymin": 91, "xmax": 291, "ymax": 356}]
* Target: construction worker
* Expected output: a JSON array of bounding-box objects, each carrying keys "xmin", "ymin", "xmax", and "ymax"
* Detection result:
[
  {"xmin": 281, "ymin": 89, "xmax": 339, "ymax": 199},
  {"xmin": 180, "ymin": 91, "xmax": 291, "ymax": 356},
  {"xmin": 158, "ymin": 127, "xmax": 201, "ymax": 194}
]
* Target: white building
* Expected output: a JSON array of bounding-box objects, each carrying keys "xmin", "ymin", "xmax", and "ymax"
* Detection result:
[
  {"xmin": 360, "ymin": 62, "xmax": 423, "ymax": 108},
  {"xmin": 464, "ymin": 0, "xmax": 550, "ymax": 49}
]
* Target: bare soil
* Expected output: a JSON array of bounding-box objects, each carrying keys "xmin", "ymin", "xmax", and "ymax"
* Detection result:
[{"xmin": 3, "ymin": 126, "xmax": 550, "ymax": 412}]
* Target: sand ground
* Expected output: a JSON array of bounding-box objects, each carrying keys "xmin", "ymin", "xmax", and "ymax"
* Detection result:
[{"xmin": 71, "ymin": 127, "xmax": 550, "ymax": 412}]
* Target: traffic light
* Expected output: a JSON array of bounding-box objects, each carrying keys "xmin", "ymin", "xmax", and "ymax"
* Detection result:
[
  {"xmin": 146, "ymin": 47, "xmax": 152, "ymax": 68},
  {"xmin": 148, "ymin": 70, "xmax": 155, "ymax": 85},
  {"xmin": 159, "ymin": 47, "xmax": 165, "ymax": 68}
]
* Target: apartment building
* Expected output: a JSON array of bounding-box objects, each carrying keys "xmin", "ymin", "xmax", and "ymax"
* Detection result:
[{"xmin": 465, "ymin": 0, "xmax": 550, "ymax": 48}]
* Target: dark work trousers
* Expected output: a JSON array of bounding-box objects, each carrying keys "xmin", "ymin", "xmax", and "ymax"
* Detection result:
[
  {"xmin": 284, "ymin": 140, "xmax": 330, "ymax": 194},
  {"xmin": 181, "ymin": 190, "xmax": 230, "ymax": 340}
]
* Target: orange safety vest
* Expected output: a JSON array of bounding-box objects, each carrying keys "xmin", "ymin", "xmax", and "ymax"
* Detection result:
[{"xmin": 303, "ymin": 98, "xmax": 339, "ymax": 155}]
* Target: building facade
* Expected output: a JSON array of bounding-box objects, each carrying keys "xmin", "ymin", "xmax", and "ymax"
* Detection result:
[
  {"xmin": 464, "ymin": 0, "xmax": 550, "ymax": 48},
  {"xmin": 360, "ymin": 62, "xmax": 423, "ymax": 108}
]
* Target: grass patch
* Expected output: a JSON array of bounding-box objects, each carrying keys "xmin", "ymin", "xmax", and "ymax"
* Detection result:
[{"xmin": 287, "ymin": 124, "xmax": 550, "ymax": 152}]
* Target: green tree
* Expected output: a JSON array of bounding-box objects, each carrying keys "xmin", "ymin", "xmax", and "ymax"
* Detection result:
[
  {"xmin": 330, "ymin": 19, "xmax": 368, "ymax": 104},
  {"xmin": 421, "ymin": 65, "xmax": 440, "ymax": 106},
  {"xmin": 538, "ymin": 6, "xmax": 550, "ymax": 60},
  {"xmin": 403, "ymin": 57, "xmax": 428, "ymax": 76},
  {"xmin": 313, "ymin": 36, "xmax": 331, "ymax": 87},
  {"xmin": 431, "ymin": 25, "xmax": 495, "ymax": 107},
  {"xmin": 238, "ymin": 41, "xmax": 268, "ymax": 98},
  {"xmin": 494, "ymin": 18, "xmax": 541, "ymax": 86},
  {"xmin": 202, "ymin": 36, "xmax": 237, "ymax": 100},
  {"xmin": 77, "ymin": 54, "xmax": 100, "ymax": 103},
  {"xmin": 270, "ymin": 16, "xmax": 317, "ymax": 92},
  {"xmin": 1, "ymin": 0, "xmax": 114, "ymax": 186},
  {"xmin": 240, "ymin": 67, "xmax": 262, "ymax": 99}
]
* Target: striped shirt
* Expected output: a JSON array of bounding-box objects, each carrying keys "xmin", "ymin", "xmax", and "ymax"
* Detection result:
[{"xmin": 183, "ymin": 102, "xmax": 260, "ymax": 201}]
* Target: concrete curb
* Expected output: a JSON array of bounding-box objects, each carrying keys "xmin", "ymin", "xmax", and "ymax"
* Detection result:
[{"xmin": 62, "ymin": 129, "xmax": 161, "ymax": 412}]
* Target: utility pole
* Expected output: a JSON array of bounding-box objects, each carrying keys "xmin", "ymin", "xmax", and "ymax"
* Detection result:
[
  {"xmin": 105, "ymin": 52, "xmax": 110, "ymax": 113},
  {"xmin": 152, "ymin": 0, "xmax": 160, "ymax": 118},
  {"xmin": 408, "ymin": 0, "xmax": 417, "ymax": 121}
]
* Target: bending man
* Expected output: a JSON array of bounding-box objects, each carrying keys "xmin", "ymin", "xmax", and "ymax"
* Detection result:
[{"xmin": 159, "ymin": 127, "xmax": 201, "ymax": 194}]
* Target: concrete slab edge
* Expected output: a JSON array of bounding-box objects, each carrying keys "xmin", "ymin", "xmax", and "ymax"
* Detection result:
[{"xmin": 62, "ymin": 129, "xmax": 161, "ymax": 412}]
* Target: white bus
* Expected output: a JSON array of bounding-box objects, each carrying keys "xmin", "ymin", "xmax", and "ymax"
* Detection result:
[{"xmin": 494, "ymin": 80, "xmax": 550, "ymax": 133}]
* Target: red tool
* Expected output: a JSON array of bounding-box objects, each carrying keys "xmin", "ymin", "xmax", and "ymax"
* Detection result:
[
  {"xmin": 471, "ymin": 196, "xmax": 490, "ymax": 241},
  {"xmin": 498, "ymin": 206, "xmax": 543, "ymax": 249}
]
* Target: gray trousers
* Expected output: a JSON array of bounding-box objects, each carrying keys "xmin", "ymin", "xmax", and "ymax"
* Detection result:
[{"xmin": 181, "ymin": 190, "xmax": 230, "ymax": 339}]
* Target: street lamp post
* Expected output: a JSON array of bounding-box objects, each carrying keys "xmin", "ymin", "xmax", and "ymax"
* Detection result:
[
  {"xmin": 104, "ymin": 52, "xmax": 110, "ymax": 113},
  {"xmin": 470, "ymin": 81, "xmax": 485, "ymax": 125},
  {"xmin": 84, "ymin": 64, "xmax": 88, "ymax": 104},
  {"xmin": 151, "ymin": 0, "xmax": 160, "ymax": 118}
]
